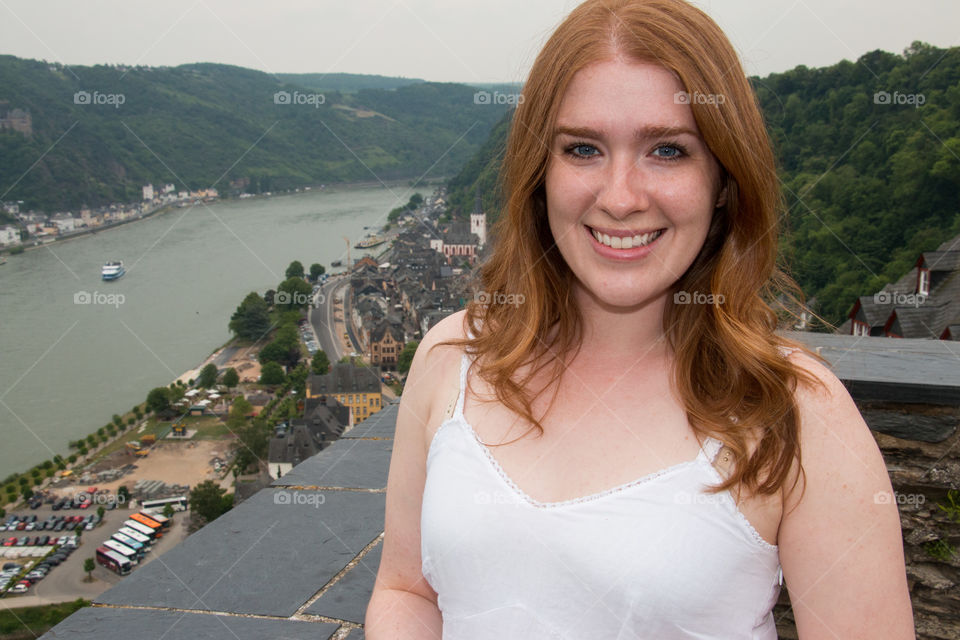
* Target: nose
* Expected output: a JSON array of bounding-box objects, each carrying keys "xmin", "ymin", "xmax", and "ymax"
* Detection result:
[{"xmin": 595, "ymin": 154, "xmax": 649, "ymax": 220}]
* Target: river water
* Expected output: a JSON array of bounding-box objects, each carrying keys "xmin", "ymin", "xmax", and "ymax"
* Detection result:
[{"xmin": 0, "ymin": 185, "xmax": 406, "ymax": 477}]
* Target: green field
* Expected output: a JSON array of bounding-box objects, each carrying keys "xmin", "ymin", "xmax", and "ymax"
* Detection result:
[{"xmin": 0, "ymin": 599, "xmax": 90, "ymax": 639}]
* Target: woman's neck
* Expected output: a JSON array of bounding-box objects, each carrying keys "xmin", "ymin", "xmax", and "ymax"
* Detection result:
[{"xmin": 571, "ymin": 285, "xmax": 672, "ymax": 365}]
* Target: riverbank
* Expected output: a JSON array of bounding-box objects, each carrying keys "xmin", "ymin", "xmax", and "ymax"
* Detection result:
[
  {"xmin": 8, "ymin": 203, "xmax": 178, "ymax": 255},
  {"xmin": 0, "ymin": 339, "xmax": 239, "ymax": 513},
  {"xmin": 0, "ymin": 184, "xmax": 401, "ymax": 479},
  {"xmin": 0, "ymin": 177, "xmax": 439, "ymax": 259}
]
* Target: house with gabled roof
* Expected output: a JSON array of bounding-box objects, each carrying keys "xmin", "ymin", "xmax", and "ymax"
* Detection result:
[
  {"xmin": 368, "ymin": 319, "xmax": 405, "ymax": 370},
  {"xmin": 845, "ymin": 234, "xmax": 960, "ymax": 339}
]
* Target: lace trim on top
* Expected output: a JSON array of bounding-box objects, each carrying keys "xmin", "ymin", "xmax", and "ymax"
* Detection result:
[
  {"xmin": 449, "ymin": 353, "xmax": 725, "ymax": 511},
  {"xmin": 441, "ymin": 352, "xmax": 778, "ymax": 552}
]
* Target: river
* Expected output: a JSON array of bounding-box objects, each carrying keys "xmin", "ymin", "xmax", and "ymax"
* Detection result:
[{"xmin": 0, "ymin": 184, "xmax": 408, "ymax": 477}]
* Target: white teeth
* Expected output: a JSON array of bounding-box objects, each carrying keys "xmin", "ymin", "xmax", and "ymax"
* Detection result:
[{"xmin": 591, "ymin": 228, "xmax": 662, "ymax": 249}]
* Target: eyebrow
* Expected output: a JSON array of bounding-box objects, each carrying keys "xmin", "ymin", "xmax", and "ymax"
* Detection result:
[{"xmin": 554, "ymin": 124, "xmax": 700, "ymax": 141}]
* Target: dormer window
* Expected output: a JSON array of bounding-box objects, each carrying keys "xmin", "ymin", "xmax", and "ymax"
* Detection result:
[{"xmin": 918, "ymin": 268, "xmax": 930, "ymax": 296}]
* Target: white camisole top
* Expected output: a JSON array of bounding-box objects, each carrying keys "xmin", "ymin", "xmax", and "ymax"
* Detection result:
[{"xmin": 420, "ymin": 351, "xmax": 783, "ymax": 639}]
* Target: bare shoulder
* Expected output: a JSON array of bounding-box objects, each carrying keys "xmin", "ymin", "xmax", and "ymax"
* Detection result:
[
  {"xmin": 777, "ymin": 348, "xmax": 915, "ymax": 636},
  {"xmin": 410, "ymin": 309, "xmax": 470, "ymax": 383},
  {"xmin": 401, "ymin": 310, "xmax": 471, "ymax": 451},
  {"xmin": 419, "ymin": 309, "xmax": 471, "ymax": 355},
  {"xmin": 780, "ymin": 347, "xmax": 875, "ymax": 503}
]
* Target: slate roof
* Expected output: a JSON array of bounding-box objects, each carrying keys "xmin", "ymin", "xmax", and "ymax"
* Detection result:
[
  {"xmin": 309, "ymin": 363, "xmax": 381, "ymax": 395},
  {"xmin": 442, "ymin": 220, "xmax": 477, "ymax": 246},
  {"xmin": 920, "ymin": 250, "xmax": 960, "ymax": 272},
  {"xmin": 847, "ymin": 233, "xmax": 960, "ymax": 337},
  {"xmin": 271, "ymin": 398, "xmax": 347, "ymax": 466},
  {"xmin": 369, "ymin": 319, "xmax": 404, "ymax": 344}
]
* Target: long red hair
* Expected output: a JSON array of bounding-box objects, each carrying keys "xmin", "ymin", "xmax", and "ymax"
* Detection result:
[{"xmin": 438, "ymin": 0, "xmax": 821, "ymax": 497}]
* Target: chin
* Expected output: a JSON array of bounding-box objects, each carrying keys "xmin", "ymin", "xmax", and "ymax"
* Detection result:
[{"xmin": 576, "ymin": 279, "xmax": 665, "ymax": 311}]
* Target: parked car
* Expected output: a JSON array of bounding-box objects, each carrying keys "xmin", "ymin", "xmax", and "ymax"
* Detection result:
[
  {"xmin": 11, "ymin": 581, "xmax": 29, "ymax": 593},
  {"xmin": 2, "ymin": 537, "xmax": 16, "ymax": 547}
]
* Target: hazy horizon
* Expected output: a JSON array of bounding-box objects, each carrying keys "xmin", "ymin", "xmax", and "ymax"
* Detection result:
[{"xmin": 0, "ymin": 1, "xmax": 957, "ymax": 84}]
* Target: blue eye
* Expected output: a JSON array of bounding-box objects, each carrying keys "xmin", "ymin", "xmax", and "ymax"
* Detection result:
[
  {"xmin": 564, "ymin": 142, "xmax": 599, "ymax": 158},
  {"xmin": 652, "ymin": 143, "xmax": 687, "ymax": 160}
]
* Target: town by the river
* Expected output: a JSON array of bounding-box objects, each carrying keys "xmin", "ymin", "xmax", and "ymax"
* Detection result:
[{"xmin": 0, "ymin": 184, "xmax": 406, "ymax": 477}]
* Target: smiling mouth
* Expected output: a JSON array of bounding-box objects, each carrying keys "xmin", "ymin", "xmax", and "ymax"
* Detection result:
[{"xmin": 586, "ymin": 226, "xmax": 664, "ymax": 249}]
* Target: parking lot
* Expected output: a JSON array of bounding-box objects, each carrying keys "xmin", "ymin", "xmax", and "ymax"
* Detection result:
[{"xmin": 1, "ymin": 498, "xmax": 189, "ymax": 605}]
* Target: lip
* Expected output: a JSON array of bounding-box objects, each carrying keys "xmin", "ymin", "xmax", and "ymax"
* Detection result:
[{"xmin": 584, "ymin": 224, "xmax": 665, "ymax": 260}]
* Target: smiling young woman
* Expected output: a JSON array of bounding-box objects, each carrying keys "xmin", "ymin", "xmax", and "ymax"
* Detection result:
[{"xmin": 366, "ymin": 1, "xmax": 915, "ymax": 638}]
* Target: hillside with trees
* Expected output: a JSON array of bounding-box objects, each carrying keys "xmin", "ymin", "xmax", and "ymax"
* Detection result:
[
  {"xmin": 447, "ymin": 43, "xmax": 960, "ymax": 325},
  {"xmin": 0, "ymin": 56, "xmax": 510, "ymax": 212},
  {"xmin": 274, "ymin": 72, "xmax": 425, "ymax": 93}
]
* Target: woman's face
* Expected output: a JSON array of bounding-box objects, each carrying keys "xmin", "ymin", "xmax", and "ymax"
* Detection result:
[{"xmin": 545, "ymin": 58, "xmax": 726, "ymax": 312}]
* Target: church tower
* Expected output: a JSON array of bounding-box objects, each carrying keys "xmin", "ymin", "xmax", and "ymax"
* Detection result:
[{"xmin": 469, "ymin": 193, "xmax": 487, "ymax": 248}]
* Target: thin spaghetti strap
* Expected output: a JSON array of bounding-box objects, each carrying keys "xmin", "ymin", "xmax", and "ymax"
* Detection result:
[
  {"xmin": 453, "ymin": 351, "xmax": 470, "ymax": 419},
  {"xmin": 700, "ymin": 436, "xmax": 724, "ymax": 463}
]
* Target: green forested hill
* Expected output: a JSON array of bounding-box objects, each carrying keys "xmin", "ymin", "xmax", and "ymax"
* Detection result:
[
  {"xmin": 0, "ymin": 57, "xmax": 509, "ymax": 211},
  {"xmin": 445, "ymin": 109, "xmax": 512, "ymax": 216},
  {"xmin": 447, "ymin": 42, "xmax": 960, "ymax": 325},
  {"xmin": 274, "ymin": 72, "xmax": 424, "ymax": 92}
]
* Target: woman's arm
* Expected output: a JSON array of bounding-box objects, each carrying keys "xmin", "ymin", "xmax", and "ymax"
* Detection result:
[
  {"xmin": 365, "ymin": 311, "xmax": 466, "ymax": 639},
  {"xmin": 778, "ymin": 353, "xmax": 915, "ymax": 639}
]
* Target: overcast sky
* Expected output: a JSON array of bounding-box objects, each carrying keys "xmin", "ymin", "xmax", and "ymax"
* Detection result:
[{"xmin": 0, "ymin": 1, "xmax": 956, "ymax": 83}]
